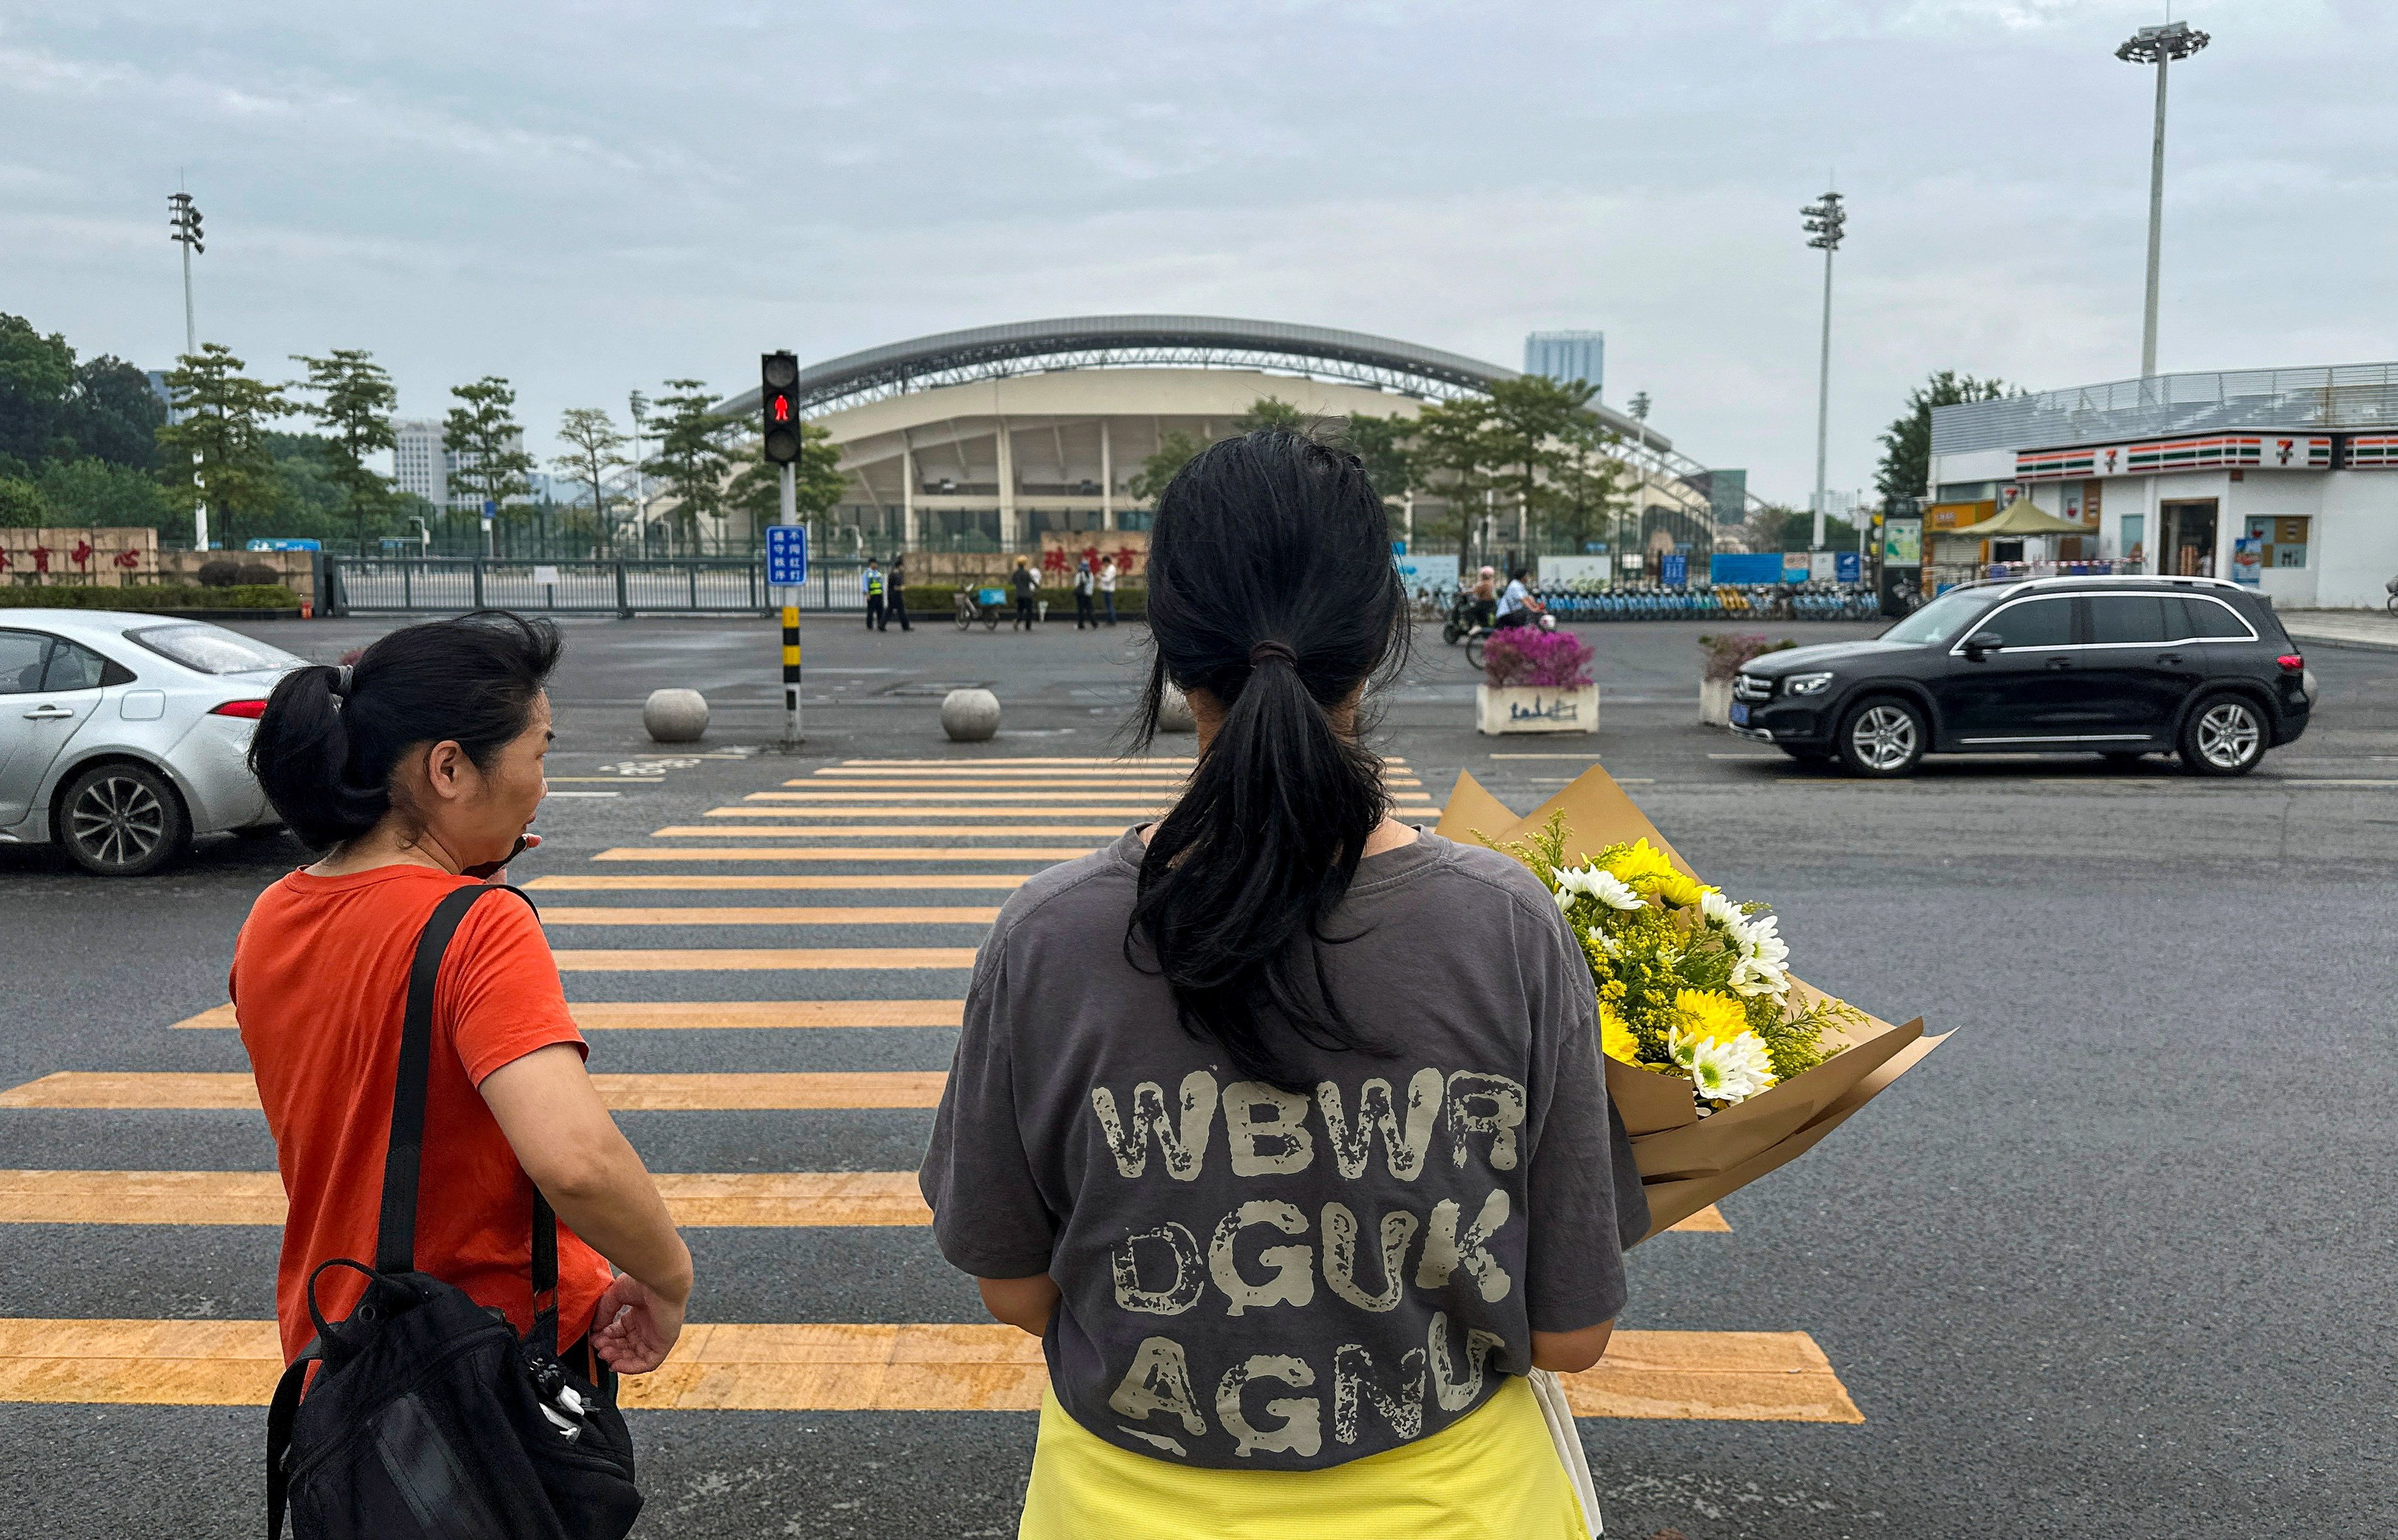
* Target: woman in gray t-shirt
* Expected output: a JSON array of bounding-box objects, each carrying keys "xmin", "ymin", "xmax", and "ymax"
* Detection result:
[{"xmin": 920, "ymin": 428, "xmax": 1643, "ymax": 1536}]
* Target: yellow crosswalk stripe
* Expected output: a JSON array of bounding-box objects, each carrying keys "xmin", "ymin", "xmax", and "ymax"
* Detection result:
[
  {"xmin": 0, "ymin": 1071, "xmax": 949, "ymax": 1111},
  {"xmin": 526, "ymin": 874, "xmax": 1031, "ymax": 890},
  {"xmin": 708, "ymin": 806, "xmax": 1167, "ymax": 818},
  {"xmin": 537, "ymin": 907, "xmax": 999, "ymax": 926},
  {"xmin": 842, "ymin": 757, "xmax": 1195, "ymax": 767},
  {"xmin": 594, "ymin": 847, "xmax": 1093, "ymax": 862},
  {"xmin": 173, "ymin": 1000, "xmax": 966, "ymax": 1030},
  {"xmin": 0, "ymin": 1321, "xmax": 1853, "ymax": 1420},
  {"xmin": 793, "ymin": 776, "xmax": 1423, "ymax": 788},
  {"xmin": 650, "ymin": 824, "xmax": 1128, "ymax": 838},
  {"xmin": 741, "ymin": 790, "xmax": 1433, "ymax": 804},
  {"xmin": 552, "ymin": 948, "xmax": 977, "ymax": 971}
]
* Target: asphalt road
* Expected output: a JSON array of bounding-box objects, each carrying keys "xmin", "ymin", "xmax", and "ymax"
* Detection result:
[{"xmin": 2, "ymin": 611, "xmax": 2392, "ymax": 1539}]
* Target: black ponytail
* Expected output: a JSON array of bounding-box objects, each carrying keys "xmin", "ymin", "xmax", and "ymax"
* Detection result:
[
  {"xmin": 248, "ymin": 611, "xmax": 563, "ymax": 851},
  {"xmin": 1128, "ymin": 428, "xmax": 1407, "ymax": 1088}
]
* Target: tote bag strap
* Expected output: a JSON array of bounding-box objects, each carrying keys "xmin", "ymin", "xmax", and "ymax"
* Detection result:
[{"xmin": 373, "ymin": 881, "xmax": 558, "ymax": 1348}]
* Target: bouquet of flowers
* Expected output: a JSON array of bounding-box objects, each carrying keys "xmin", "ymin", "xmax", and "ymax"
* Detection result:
[{"xmin": 1440, "ymin": 763, "xmax": 1943, "ymax": 1239}]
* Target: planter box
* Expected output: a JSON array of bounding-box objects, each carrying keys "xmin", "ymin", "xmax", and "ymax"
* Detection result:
[
  {"xmin": 1700, "ymin": 677, "xmax": 1732, "ymax": 727},
  {"xmin": 1477, "ymin": 683, "xmax": 1598, "ymax": 735}
]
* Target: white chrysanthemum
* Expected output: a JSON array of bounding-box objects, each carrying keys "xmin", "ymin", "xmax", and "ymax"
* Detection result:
[
  {"xmin": 1700, "ymin": 890, "xmax": 1744, "ymax": 931},
  {"xmin": 1675, "ymin": 1028, "xmax": 1778, "ymax": 1104},
  {"xmin": 1555, "ymin": 863, "xmax": 1644, "ymax": 911},
  {"xmin": 1586, "ymin": 925, "xmax": 1621, "ymax": 957},
  {"xmin": 1726, "ymin": 911, "xmax": 1791, "ymax": 998}
]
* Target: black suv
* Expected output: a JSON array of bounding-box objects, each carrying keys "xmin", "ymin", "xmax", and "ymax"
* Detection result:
[{"xmin": 1728, "ymin": 576, "xmax": 2314, "ymax": 777}]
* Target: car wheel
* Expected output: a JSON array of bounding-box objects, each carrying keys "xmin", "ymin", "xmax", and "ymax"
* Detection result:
[
  {"xmin": 2179, "ymin": 694, "xmax": 2266, "ymax": 777},
  {"xmin": 59, "ymin": 761, "xmax": 189, "ymax": 876},
  {"xmin": 1837, "ymin": 697, "xmax": 1927, "ymax": 778}
]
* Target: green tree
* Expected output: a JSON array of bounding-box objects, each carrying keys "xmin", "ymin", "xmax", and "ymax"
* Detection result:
[
  {"xmin": 1546, "ymin": 415, "xmax": 1632, "ymax": 554},
  {"xmin": 553, "ymin": 407, "xmax": 631, "ymax": 553},
  {"xmin": 1876, "ymin": 371, "xmax": 2010, "ymax": 508},
  {"xmin": 728, "ymin": 420, "xmax": 848, "ymax": 535},
  {"xmin": 1408, "ymin": 395, "xmax": 1500, "ymax": 556},
  {"xmin": 1127, "ymin": 428, "xmax": 1208, "ymax": 507},
  {"xmin": 292, "ymin": 349, "xmax": 398, "ymax": 555},
  {"xmin": 0, "ymin": 476, "xmax": 49, "ymax": 528},
  {"xmin": 155, "ymin": 344, "xmax": 290, "ymax": 548},
  {"xmin": 642, "ymin": 379, "xmax": 738, "ymax": 549},
  {"xmin": 1484, "ymin": 374, "xmax": 1595, "ymax": 547},
  {"xmin": 1233, "ymin": 396, "xmax": 1305, "ymax": 434},
  {"xmin": 1339, "ymin": 412, "xmax": 1417, "ymax": 533},
  {"xmin": 34, "ymin": 457, "xmax": 173, "ymax": 527},
  {"xmin": 442, "ymin": 376, "xmax": 535, "ymax": 538},
  {"xmin": 0, "ymin": 314, "xmax": 167, "ymax": 475}
]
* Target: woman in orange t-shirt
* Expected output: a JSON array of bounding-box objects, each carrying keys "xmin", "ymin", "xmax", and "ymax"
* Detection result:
[{"xmin": 233, "ymin": 613, "xmax": 691, "ymax": 1379}]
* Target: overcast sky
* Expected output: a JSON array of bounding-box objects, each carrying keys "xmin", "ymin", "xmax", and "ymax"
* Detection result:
[{"xmin": 6, "ymin": 0, "xmax": 2390, "ymax": 501}]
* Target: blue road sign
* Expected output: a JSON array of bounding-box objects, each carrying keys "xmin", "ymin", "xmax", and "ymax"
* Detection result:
[
  {"xmin": 766, "ymin": 524, "xmax": 809, "ymax": 586},
  {"xmin": 1835, "ymin": 551, "xmax": 1863, "ymax": 584},
  {"xmin": 1660, "ymin": 553, "xmax": 1688, "ymax": 587}
]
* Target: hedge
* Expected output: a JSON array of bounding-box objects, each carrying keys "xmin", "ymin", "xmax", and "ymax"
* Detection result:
[
  {"xmin": 901, "ymin": 585, "xmax": 1146, "ymax": 620},
  {"xmin": 0, "ymin": 584, "xmax": 299, "ymax": 612}
]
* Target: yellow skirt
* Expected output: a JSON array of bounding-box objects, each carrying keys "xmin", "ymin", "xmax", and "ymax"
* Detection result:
[{"xmin": 1018, "ymin": 1374, "xmax": 1589, "ymax": 1540}]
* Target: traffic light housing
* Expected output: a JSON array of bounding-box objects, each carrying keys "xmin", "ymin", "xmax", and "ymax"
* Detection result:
[{"xmin": 761, "ymin": 352, "xmax": 800, "ymax": 465}]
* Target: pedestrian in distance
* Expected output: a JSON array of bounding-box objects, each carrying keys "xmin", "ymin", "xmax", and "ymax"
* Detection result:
[
  {"xmin": 920, "ymin": 429, "xmax": 1640, "ymax": 1539},
  {"xmin": 885, "ymin": 553, "xmax": 912, "ymax": 631},
  {"xmin": 1011, "ymin": 554, "xmax": 1040, "ymax": 631},
  {"xmin": 1073, "ymin": 557, "xmax": 1097, "ymax": 630},
  {"xmin": 1470, "ymin": 563, "xmax": 1499, "ymax": 631},
  {"xmin": 863, "ymin": 558, "xmax": 886, "ymax": 630},
  {"xmin": 235, "ymin": 615, "xmax": 691, "ymax": 1510},
  {"xmin": 1098, "ymin": 554, "xmax": 1119, "ymax": 625}
]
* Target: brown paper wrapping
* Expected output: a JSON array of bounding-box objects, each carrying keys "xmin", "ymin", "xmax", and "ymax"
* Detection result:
[{"xmin": 1436, "ymin": 763, "xmax": 1943, "ymax": 1242}]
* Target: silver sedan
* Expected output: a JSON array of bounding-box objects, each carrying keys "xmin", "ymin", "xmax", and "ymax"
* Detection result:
[{"xmin": 0, "ymin": 609, "xmax": 306, "ymax": 875}]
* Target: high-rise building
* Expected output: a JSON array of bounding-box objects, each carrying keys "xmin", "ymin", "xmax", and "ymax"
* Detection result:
[
  {"xmin": 391, "ymin": 419, "xmax": 530, "ymax": 510},
  {"xmin": 1524, "ymin": 331, "xmax": 1605, "ymax": 397}
]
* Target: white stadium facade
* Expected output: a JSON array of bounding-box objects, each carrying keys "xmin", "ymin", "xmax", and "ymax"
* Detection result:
[{"xmin": 715, "ymin": 315, "xmax": 1747, "ymax": 558}]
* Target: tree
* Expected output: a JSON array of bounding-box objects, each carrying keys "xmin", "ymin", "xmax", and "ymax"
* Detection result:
[
  {"xmin": 35, "ymin": 457, "xmax": 173, "ymax": 526},
  {"xmin": 0, "ymin": 313, "xmax": 166, "ymax": 476},
  {"xmin": 1876, "ymin": 371, "xmax": 2010, "ymax": 508},
  {"xmin": 553, "ymin": 407, "xmax": 631, "ymax": 553},
  {"xmin": 442, "ymin": 376, "xmax": 535, "ymax": 538},
  {"xmin": 1127, "ymin": 428, "xmax": 1207, "ymax": 507},
  {"xmin": 1339, "ymin": 412, "xmax": 1417, "ymax": 536},
  {"xmin": 0, "ymin": 476, "xmax": 48, "ymax": 528},
  {"xmin": 1483, "ymin": 374, "xmax": 1595, "ymax": 547},
  {"xmin": 727, "ymin": 420, "xmax": 848, "ymax": 535},
  {"xmin": 1546, "ymin": 414, "xmax": 1632, "ymax": 554},
  {"xmin": 292, "ymin": 349, "xmax": 398, "ymax": 556},
  {"xmin": 1408, "ymin": 395, "xmax": 1501, "ymax": 557},
  {"xmin": 642, "ymin": 379, "xmax": 738, "ymax": 549},
  {"xmin": 1233, "ymin": 395, "xmax": 1305, "ymax": 434},
  {"xmin": 156, "ymin": 344, "xmax": 290, "ymax": 548}
]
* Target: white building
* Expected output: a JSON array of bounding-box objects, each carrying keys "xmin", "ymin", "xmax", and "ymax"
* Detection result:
[
  {"xmin": 1929, "ymin": 362, "xmax": 2398, "ymax": 609},
  {"xmin": 391, "ymin": 418, "xmax": 532, "ymax": 511}
]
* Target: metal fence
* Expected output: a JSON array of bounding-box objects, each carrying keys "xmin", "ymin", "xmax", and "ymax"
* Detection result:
[
  {"xmin": 322, "ymin": 557, "xmax": 871, "ymax": 616},
  {"xmin": 1931, "ymin": 361, "xmax": 2398, "ymax": 455}
]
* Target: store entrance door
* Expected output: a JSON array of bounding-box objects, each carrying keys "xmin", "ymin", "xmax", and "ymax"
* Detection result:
[{"xmin": 2161, "ymin": 499, "xmax": 2219, "ymax": 578}]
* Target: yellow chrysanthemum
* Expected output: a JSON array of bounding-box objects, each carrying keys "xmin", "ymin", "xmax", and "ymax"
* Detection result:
[
  {"xmin": 1598, "ymin": 1001, "xmax": 1643, "ymax": 1065},
  {"xmin": 1600, "ymin": 839, "xmax": 1676, "ymax": 886},
  {"xmin": 1671, "ymin": 988, "xmax": 1751, "ymax": 1047},
  {"xmin": 1646, "ymin": 870, "xmax": 1710, "ymax": 911}
]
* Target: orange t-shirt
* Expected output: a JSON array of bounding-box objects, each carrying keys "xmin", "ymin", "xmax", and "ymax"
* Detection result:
[{"xmin": 231, "ymin": 866, "xmax": 612, "ymax": 1363}]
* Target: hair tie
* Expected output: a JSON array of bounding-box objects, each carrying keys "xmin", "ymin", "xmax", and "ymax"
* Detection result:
[
  {"xmin": 1248, "ymin": 640, "xmax": 1297, "ymax": 667},
  {"xmin": 330, "ymin": 664, "xmax": 353, "ymax": 698}
]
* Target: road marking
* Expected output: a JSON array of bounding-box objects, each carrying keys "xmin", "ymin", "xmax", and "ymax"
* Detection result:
[
  {"xmin": 1705, "ymin": 753, "xmax": 1785, "ymax": 761},
  {"xmin": 173, "ymin": 1000, "xmax": 966, "ymax": 1031},
  {"xmin": 544, "ymin": 791, "xmax": 621, "ymax": 798},
  {"xmin": 538, "ymin": 907, "xmax": 1000, "ymax": 926},
  {"xmin": 0, "ymin": 1170, "xmax": 936, "ymax": 1228},
  {"xmin": 743, "ymin": 790, "xmax": 1433, "ymax": 804},
  {"xmin": 0, "ymin": 1071, "xmax": 949, "ymax": 1112},
  {"xmin": 650, "ymin": 824, "xmax": 1130, "ymax": 838},
  {"xmin": 1669, "ymin": 1205, "xmax": 1731, "ymax": 1233},
  {"xmin": 0, "ymin": 1321, "xmax": 1854, "ymax": 1420},
  {"xmin": 842, "ymin": 757, "xmax": 1195, "ymax": 767},
  {"xmin": 526, "ymin": 874, "xmax": 1033, "ymax": 891},
  {"xmin": 2273, "ymin": 778, "xmax": 2398, "ymax": 787},
  {"xmin": 551, "ymin": 776, "xmax": 665, "ymax": 783},
  {"xmin": 551, "ymin": 948, "xmax": 977, "ymax": 972},
  {"xmin": 793, "ymin": 776, "xmax": 1424, "ymax": 789},
  {"xmin": 706, "ymin": 806, "xmax": 1167, "ymax": 819},
  {"xmin": 594, "ymin": 847, "xmax": 1094, "ymax": 862},
  {"xmin": 1487, "ymin": 753, "xmax": 1601, "ymax": 760}
]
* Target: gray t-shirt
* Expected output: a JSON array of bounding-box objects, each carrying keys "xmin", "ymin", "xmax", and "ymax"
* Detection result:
[{"xmin": 919, "ymin": 827, "xmax": 1645, "ymax": 1470}]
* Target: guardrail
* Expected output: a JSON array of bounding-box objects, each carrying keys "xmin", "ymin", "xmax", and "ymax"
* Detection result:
[{"xmin": 322, "ymin": 557, "xmax": 870, "ymax": 616}]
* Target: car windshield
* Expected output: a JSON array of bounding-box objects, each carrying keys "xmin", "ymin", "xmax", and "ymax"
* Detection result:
[
  {"xmin": 126, "ymin": 623, "xmax": 304, "ymax": 676},
  {"xmin": 1879, "ymin": 587, "xmax": 2005, "ymax": 647}
]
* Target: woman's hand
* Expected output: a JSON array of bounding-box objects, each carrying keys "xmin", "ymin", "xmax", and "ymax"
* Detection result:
[{"xmin": 590, "ymin": 1271, "xmax": 686, "ymax": 1374}]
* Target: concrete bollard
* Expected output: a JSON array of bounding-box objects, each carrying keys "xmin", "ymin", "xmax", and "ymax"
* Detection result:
[
  {"xmin": 643, "ymin": 688, "xmax": 709, "ymax": 743},
  {"xmin": 1156, "ymin": 682, "xmax": 1197, "ymax": 734},
  {"xmin": 942, "ymin": 687, "xmax": 1002, "ymax": 742}
]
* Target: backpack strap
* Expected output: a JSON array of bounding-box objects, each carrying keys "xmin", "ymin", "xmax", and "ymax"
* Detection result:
[{"xmin": 265, "ymin": 1337, "xmax": 322, "ymax": 1539}]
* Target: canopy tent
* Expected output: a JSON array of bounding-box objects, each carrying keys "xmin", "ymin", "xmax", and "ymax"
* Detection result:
[{"xmin": 1950, "ymin": 500, "xmax": 2089, "ymax": 538}]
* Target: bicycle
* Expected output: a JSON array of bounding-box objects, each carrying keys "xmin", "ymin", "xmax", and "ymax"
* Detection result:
[{"xmin": 952, "ymin": 586, "xmax": 1005, "ymax": 631}]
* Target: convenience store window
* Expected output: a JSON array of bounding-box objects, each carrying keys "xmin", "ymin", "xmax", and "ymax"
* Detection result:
[{"xmin": 2244, "ymin": 515, "xmax": 2310, "ymax": 569}]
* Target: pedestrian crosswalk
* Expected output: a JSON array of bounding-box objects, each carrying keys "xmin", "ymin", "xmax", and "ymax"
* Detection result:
[{"xmin": 0, "ymin": 752, "xmax": 1860, "ymax": 1432}]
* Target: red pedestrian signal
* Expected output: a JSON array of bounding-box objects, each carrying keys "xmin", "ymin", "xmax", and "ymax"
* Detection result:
[{"xmin": 761, "ymin": 351, "xmax": 801, "ymax": 464}]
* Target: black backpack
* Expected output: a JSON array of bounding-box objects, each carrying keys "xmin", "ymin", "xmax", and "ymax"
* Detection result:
[{"xmin": 266, "ymin": 883, "xmax": 642, "ymax": 1539}]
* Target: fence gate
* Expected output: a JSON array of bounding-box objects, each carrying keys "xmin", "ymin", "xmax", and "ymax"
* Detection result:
[{"xmin": 322, "ymin": 557, "xmax": 867, "ymax": 616}]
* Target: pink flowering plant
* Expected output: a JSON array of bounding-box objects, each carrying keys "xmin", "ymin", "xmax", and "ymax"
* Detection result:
[{"xmin": 1483, "ymin": 627, "xmax": 1595, "ymax": 689}]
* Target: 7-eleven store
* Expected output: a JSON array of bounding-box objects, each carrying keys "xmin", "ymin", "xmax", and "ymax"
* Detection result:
[{"xmin": 1927, "ymin": 364, "xmax": 2398, "ymax": 609}]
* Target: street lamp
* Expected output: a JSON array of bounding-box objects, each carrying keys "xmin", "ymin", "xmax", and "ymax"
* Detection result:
[
  {"xmin": 1802, "ymin": 189, "xmax": 1846, "ymax": 552},
  {"xmin": 2117, "ymin": 19, "xmax": 2209, "ymax": 380}
]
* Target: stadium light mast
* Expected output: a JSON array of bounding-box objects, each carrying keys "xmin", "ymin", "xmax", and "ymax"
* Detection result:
[
  {"xmin": 168, "ymin": 187, "xmax": 207, "ymax": 549},
  {"xmin": 1802, "ymin": 188, "xmax": 1845, "ymax": 552},
  {"xmin": 2118, "ymin": 19, "xmax": 2209, "ymax": 380}
]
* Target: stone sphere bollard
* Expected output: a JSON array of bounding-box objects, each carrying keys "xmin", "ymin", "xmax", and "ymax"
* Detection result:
[
  {"xmin": 642, "ymin": 688, "xmax": 709, "ymax": 743},
  {"xmin": 942, "ymin": 688, "xmax": 1001, "ymax": 742},
  {"xmin": 1156, "ymin": 682, "xmax": 1197, "ymax": 734}
]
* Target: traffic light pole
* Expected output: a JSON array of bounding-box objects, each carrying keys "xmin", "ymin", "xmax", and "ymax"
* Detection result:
[{"xmin": 779, "ymin": 459, "xmax": 801, "ymax": 748}]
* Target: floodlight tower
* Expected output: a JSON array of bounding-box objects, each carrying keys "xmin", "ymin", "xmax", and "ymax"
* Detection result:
[
  {"xmin": 168, "ymin": 189, "xmax": 207, "ymax": 549},
  {"xmin": 2118, "ymin": 19, "xmax": 2210, "ymax": 380},
  {"xmin": 1802, "ymin": 189, "xmax": 1846, "ymax": 551}
]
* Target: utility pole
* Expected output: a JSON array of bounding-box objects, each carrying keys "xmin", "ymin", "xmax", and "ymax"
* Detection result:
[
  {"xmin": 168, "ymin": 188, "xmax": 207, "ymax": 550},
  {"xmin": 1802, "ymin": 189, "xmax": 1847, "ymax": 553},
  {"xmin": 2117, "ymin": 20, "xmax": 2210, "ymax": 381}
]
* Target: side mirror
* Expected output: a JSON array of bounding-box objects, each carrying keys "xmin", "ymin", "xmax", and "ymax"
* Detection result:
[{"xmin": 1963, "ymin": 632, "xmax": 2003, "ymax": 660}]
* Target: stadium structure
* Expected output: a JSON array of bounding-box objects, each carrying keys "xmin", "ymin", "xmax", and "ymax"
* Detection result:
[{"xmin": 713, "ymin": 315, "xmax": 1749, "ymax": 557}]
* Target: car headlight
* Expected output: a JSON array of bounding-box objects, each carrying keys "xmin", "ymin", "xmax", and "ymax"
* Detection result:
[{"xmin": 1785, "ymin": 672, "xmax": 1835, "ymax": 695}]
